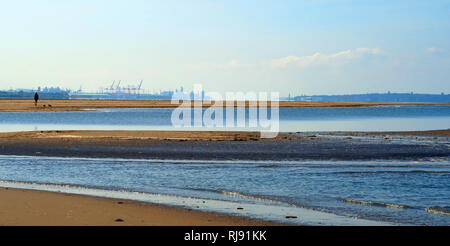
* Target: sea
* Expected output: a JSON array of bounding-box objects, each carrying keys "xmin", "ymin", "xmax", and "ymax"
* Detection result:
[{"xmin": 0, "ymin": 105, "xmax": 448, "ymax": 225}]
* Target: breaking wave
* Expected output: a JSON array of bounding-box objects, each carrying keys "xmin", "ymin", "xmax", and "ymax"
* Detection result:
[
  {"xmin": 425, "ymin": 206, "xmax": 450, "ymax": 215},
  {"xmin": 217, "ymin": 190, "xmax": 296, "ymax": 207},
  {"xmin": 337, "ymin": 170, "xmax": 450, "ymax": 174},
  {"xmin": 343, "ymin": 198, "xmax": 411, "ymax": 209}
]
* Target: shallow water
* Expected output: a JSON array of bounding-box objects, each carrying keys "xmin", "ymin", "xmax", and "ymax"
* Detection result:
[
  {"xmin": 0, "ymin": 105, "xmax": 449, "ymax": 132},
  {"xmin": 0, "ymin": 155, "xmax": 448, "ymax": 225}
]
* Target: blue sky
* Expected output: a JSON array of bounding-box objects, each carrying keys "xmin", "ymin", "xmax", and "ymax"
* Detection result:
[{"xmin": 0, "ymin": 0, "xmax": 449, "ymax": 95}]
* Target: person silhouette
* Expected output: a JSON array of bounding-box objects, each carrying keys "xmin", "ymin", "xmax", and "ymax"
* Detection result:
[{"xmin": 34, "ymin": 92, "xmax": 39, "ymax": 106}]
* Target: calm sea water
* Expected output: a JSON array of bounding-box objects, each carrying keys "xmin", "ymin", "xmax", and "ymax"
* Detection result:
[
  {"xmin": 0, "ymin": 156, "xmax": 448, "ymax": 225},
  {"xmin": 0, "ymin": 105, "xmax": 449, "ymax": 132}
]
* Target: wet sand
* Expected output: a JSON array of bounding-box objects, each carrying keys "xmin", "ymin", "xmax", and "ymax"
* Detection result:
[
  {"xmin": 0, "ymin": 98, "xmax": 448, "ymax": 112},
  {"xmin": 315, "ymin": 129, "xmax": 450, "ymax": 137},
  {"xmin": 0, "ymin": 130, "xmax": 270, "ymax": 142},
  {"xmin": 0, "ymin": 187, "xmax": 279, "ymax": 226},
  {"xmin": 0, "ymin": 130, "xmax": 448, "ymax": 161}
]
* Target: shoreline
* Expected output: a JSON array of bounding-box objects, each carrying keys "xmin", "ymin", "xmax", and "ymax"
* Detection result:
[
  {"xmin": 0, "ymin": 98, "xmax": 448, "ymax": 112},
  {"xmin": 0, "ymin": 185, "xmax": 282, "ymax": 226},
  {"xmin": 0, "ymin": 130, "xmax": 448, "ymax": 161},
  {"xmin": 0, "ymin": 180, "xmax": 396, "ymax": 226}
]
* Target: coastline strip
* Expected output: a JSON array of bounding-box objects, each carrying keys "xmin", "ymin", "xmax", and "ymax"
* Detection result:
[{"xmin": 0, "ymin": 99, "xmax": 448, "ymax": 112}]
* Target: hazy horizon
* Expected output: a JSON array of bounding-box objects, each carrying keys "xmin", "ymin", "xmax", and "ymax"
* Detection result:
[{"xmin": 0, "ymin": 0, "xmax": 449, "ymax": 95}]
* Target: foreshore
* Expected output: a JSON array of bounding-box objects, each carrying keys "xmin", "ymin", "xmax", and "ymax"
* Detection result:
[
  {"xmin": 0, "ymin": 98, "xmax": 448, "ymax": 112},
  {"xmin": 0, "ymin": 129, "xmax": 448, "ymax": 161},
  {"xmin": 0, "ymin": 186, "xmax": 280, "ymax": 226},
  {"xmin": 0, "ymin": 129, "xmax": 448, "ymax": 225}
]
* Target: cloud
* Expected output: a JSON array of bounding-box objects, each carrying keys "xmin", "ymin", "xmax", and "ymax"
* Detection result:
[
  {"xmin": 426, "ymin": 47, "xmax": 441, "ymax": 53},
  {"xmin": 269, "ymin": 48, "xmax": 382, "ymax": 68},
  {"xmin": 187, "ymin": 48, "xmax": 382, "ymax": 71}
]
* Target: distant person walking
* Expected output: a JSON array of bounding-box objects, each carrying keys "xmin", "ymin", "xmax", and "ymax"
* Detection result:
[{"xmin": 34, "ymin": 92, "xmax": 39, "ymax": 106}]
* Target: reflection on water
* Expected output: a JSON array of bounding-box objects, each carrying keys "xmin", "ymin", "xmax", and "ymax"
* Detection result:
[{"xmin": 0, "ymin": 106, "xmax": 449, "ymax": 132}]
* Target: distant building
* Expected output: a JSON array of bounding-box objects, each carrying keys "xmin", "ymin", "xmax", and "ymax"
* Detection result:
[{"xmin": 293, "ymin": 93, "xmax": 450, "ymax": 103}]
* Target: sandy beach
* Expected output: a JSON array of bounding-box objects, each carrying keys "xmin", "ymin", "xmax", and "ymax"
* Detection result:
[
  {"xmin": 0, "ymin": 98, "xmax": 448, "ymax": 112},
  {"xmin": 0, "ymin": 187, "xmax": 280, "ymax": 226}
]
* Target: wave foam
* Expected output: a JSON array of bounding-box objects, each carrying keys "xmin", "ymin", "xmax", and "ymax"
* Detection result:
[
  {"xmin": 425, "ymin": 206, "xmax": 450, "ymax": 215},
  {"xmin": 343, "ymin": 198, "xmax": 411, "ymax": 209}
]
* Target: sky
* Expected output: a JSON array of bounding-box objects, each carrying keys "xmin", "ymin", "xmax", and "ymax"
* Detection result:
[{"xmin": 0, "ymin": 0, "xmax": 449, "ymax": 96}]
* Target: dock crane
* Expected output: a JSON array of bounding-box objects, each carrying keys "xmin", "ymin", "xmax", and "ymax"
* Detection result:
[
  {"xmin": 137, "ymin": 80, "xmax": 143, "ymax": 94},
  {"xmin": 116, "ymin": 80, "xmax": 121, "ymax": 92}
]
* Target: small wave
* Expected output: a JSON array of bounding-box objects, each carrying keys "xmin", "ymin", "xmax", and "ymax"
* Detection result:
[
  {"xmin": 217, "ymin": 190, "xmax": 295, "ymax": 206},
  {"xmin": 337, "ymin": 170, "xmax": 450, "ymax": 174},
  {"xmin": 257, "ymin": 164, "xmax": 302, "ymax": 168},
  {"xmin": 343, "ymin": 198, "xmax": 411, "ymax": 209},
  {"xmin": 425, "ymin": 206, "xmax": 450, "ymax": 215},
  {"xmin": 0, "ymin": 179, "xmax": 133, "ymax": 194},
  {"xmin": 219, "ymin": 190, "xmax": 275, "ymax": 202}
]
